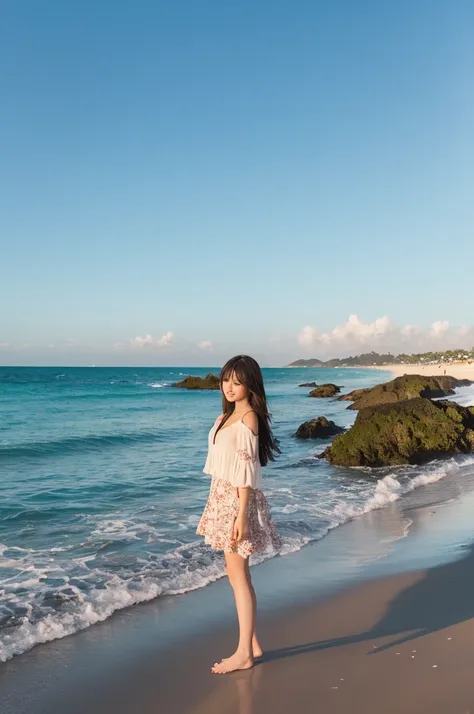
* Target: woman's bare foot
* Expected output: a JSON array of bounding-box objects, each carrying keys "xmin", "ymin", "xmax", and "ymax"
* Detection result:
[
  {"xmin": 219, "ymin": 642, "xmax": 262, "ymax": 664},
  {"xmin": 252, "ymin": 634, "xmax": 263, "ymax": 659},
  {"xmin": 211, "ymin": 652, "xmax": 254, "ymax": 674}
]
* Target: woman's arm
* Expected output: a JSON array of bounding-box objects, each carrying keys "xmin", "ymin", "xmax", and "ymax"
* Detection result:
[
  {"xmin": 233, "ymin": 487, "xmax": 251, "ymax": 542},
  {"xmin": 233, "ymin": 410, "xmax": 258, "ymax": 542},
  {"xmin": 237, "ymin": 487, "xmax": 250, "ymax": 518}
]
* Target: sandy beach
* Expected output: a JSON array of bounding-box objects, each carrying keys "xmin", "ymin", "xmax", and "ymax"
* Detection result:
[
  {"xmin": 3, "ymin": 1, "xmax": 473, "ymax": 711},
  {"xmin": 188, "ymin": 557, "xmax": 474, "ymax": 714},
  {"xmin": 3, "ymin": 470, "xmax": 474, "ymax": 714},
  {"xmin": 5, "ymin": 546, "xmax": 474, "ymax": 714},
  {"xmin": 2, "ymin": 370, "xmax": 474, "ymax": 714},
  {"xmin": 371, "ymin": 362, "xmax": 474, "ymax": 381}
]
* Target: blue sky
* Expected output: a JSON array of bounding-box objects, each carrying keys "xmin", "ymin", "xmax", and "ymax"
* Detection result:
[{"xmin": 1, "ymin": 0, "xmax": 473, "ymax": 366}]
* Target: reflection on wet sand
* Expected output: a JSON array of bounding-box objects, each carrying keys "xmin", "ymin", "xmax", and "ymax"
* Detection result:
[{"xmin": 190, "ymin": 662, "xmax": 263, "ymax": 714}]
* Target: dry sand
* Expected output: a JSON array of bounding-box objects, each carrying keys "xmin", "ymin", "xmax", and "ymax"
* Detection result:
[{"xmin": 371, "ymin": 362, "xmax": 474, "ymax": 381}]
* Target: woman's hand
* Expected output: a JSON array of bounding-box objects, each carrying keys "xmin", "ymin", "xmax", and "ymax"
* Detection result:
[{"xmin": 232, "ymin": 514, "xmax": 249, "ymax": 543}]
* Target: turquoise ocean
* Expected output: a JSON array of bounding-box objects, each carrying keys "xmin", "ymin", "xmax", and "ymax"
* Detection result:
[{"xmin": 1, "ymin": 366, "xmax": 474, "ymax": 663}]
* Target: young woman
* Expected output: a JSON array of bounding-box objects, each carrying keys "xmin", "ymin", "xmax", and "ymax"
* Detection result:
[{"xmin": 196, "ymin": 354, "xmax": 282, "ymax": 674}]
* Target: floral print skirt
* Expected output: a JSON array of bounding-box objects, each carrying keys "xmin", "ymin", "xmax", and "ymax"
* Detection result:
[{"xmin": 196, "ymin": 475, "xmax": 282, "ymax": 559}]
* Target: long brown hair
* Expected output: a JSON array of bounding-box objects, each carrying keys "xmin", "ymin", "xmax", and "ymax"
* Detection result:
[{"xmin": 213, "ymin": 355, "xmax": 280, "ymax": 466}]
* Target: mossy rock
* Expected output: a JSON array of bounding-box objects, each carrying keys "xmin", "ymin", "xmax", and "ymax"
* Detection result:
[
  {"xmin": 174, "ymin": 373, "xmax": 220, "ymax": 390},
  {"xmin": 295, "ymin": 417, "xmax": 345, "ymax": 439},
  {"xmin": 299, "ymin": 382, "xmax": 318, "ymax": 387},
  {"xmin": 320, "ymin": 398, "xmax": 474, "ymax": 468},
  {"xmin": 309, "ymin": 384, "xmax": 341, "ymax": 398},
  {"xmin": 436, "ymin": 376, "xmax": 473, "ymax": 391},
  {"xmin": 346, "ymin": 375, "xmax": 472, "ymax": 410},
  {"xmin": 338, "ymin": 388, "xmax": 370, "ymax": 402}
]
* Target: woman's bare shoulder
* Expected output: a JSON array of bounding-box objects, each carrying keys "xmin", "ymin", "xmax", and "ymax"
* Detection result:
[{"xmin": 242, "ymin": 411, "xmax": 258, "ymax": 435}]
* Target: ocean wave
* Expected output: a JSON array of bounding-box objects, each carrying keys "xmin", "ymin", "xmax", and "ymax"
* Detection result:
[
  {"xmin": 0, "ymin": 430, "xmax": 166, "ymax": 461},
  {"xmin": 2, "ymin": 365, "xmax": 474, "ymax": 664},
  {"xmin": 328, "ymin": 468, "xmax": 448, "ymax": 524},
  {"xmin": 2, "ymin": 455, "xmax": 471, "ymax": 662},
  {"xmin": 452, "ymin": 384, "xmax": 474, "ymax": 407}
]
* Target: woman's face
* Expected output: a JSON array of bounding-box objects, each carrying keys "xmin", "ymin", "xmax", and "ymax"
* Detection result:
[{"xmin": 222, "ymin": 370, "xmax": 248, "ymax": 403}]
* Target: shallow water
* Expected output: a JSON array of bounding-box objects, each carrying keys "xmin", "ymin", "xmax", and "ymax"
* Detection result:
[{"xmin": 1, "ymin": 365, "xmax": 473, "ymax": 661}]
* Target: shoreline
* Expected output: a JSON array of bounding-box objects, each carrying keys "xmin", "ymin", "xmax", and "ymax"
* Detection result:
[
  {"xmin": 3, "ymin": 465, "xmax": 474, "ymax": 713},
  {"xmin": 360, "ymin": 362, "xmax": 474, "ymax": 381},
  {"xmin": 77, "ymin": 553, "xmax": 474, "ymax": 714},
  {"xmin": 2, "ymin": 369, "xmax": 474, "ymax": 712}
]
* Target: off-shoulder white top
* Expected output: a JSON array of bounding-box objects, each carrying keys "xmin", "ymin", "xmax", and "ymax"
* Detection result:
[{"xmin": 203, "ymin": 415, "xmax": 262, "ymax": 489}]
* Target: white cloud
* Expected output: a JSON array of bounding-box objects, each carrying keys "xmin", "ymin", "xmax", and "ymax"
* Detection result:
[
  {"xmin": 0, "ymin": 342, "xmax": 11, "ymax": 349},
  {"xmin": 429, "ymin": 320, "xmax": 449, "ymax": 338},
  {"xmin": 400, "ymin": 324, "xmax": 421, "ymax": 338},
  {"xmin": 298, "ymin": 315, "xmax": 394, "ymax": 349},
  {"xmin": 127, "ymin": 331, "xmax": 174, "ymax": 349},
  {"xmin": 130, "ymin": 334, "xmax": 155, "ymax": 347},
  {"xmin": 157, "ymin": 331, "xmax": 174, "ymax": 347},
  {"xmin": 298, "ymin": 326, "xmax": 318, "ymax": 347},
  {"xmin": 198, "ymin": 340, "xmax": 213, "ymax": 351},
  {"xmin": 327, "ymin": 314, "xmax": 393, "ymax": 343},
  {"xmin": 459, "ymin": 325, "xmax": 472, "ymax": 337},
  {"xmin": 297, "ymin": 314, "xmax": 474, "ymax": 356}
]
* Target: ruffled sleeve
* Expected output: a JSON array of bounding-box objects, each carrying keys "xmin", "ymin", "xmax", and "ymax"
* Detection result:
[
  {"xmin": 203, "ymin": 416, "xmax": 223, "ymax": 475},
  {"xmin": 203, "ymin": 450, "xmax": 212, "ymax": 475},
  {"xmin": 232, "ymin": 423, "xmax": 261, "ymax": 489}
]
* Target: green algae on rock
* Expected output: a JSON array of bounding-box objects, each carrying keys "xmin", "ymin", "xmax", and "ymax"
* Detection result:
[
  {"xmin": 321, "ymin": 398, "xmax": 474, "ymax": 467},
  {"xmin": 174, "ymin": 373, "xmax": 220, "ymax": 390},
  {"xmin": 309, "ymin": 384, "xmax": 341, "ymax": 398},
  {"xmin": 341, "ymin": 375, "xmax": 472, "ymax": 411},
  {"xmin": 295, "ymin": 417, "xmax": 345, "ymax": 440}
]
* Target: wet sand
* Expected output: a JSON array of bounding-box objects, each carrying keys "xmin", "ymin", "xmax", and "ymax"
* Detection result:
[
  {"xmin": 187, "ymin": 552, "xmax": 474, "ymax": 714},
  {"xmin": 33, "ymin": 546, "xmax": 474, "ymax": 714},
  {"xmin": 3, "ymin": 479, "xmax": 474, "ymax": 713}
]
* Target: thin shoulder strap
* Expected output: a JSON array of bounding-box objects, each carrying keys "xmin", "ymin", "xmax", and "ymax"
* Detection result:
[
  {"xmin": 240, "ymin": 409, "xmax": 255, "ymax": 421},
  {"xmin": 240, "ymin": 409, "xmax": 259, "ymax": 437}
]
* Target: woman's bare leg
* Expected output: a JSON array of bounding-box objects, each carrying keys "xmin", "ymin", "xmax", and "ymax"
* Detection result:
[
  {"xmin": 245, "ymin": 557, "xmax": 263, "ymax": 658},
  {"xmin": 211, "ymin": 552, "xmax": 255, "ymax": 674},
  {"xmin": 221, "ymin": 557, "xmax": 262, "ymax": 662}
]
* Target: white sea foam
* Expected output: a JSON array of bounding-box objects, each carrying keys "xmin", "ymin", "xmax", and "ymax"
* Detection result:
[
  {"xmin": 0, "ymin": 541, "xmax": 226, "ymax": 662},
  {"xmin": 273, "ymin": 504, "xmax": 300, "ymax": 514},
  {"xmin": 2, "ymin": 457, "xmax": 474, "ymax": 663},
  {"xmin": 329, "ymin": 469, "xmax": 447, "ymax": 525},
  {"xmin": 4, "ymin": 365, "xmax": 474, "ymax": 665},
  {"xmin": 452, "ymin": 384, "xmax": 474, "ymax": 407}
]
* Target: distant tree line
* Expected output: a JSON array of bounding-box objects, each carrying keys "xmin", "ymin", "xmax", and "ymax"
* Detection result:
[
  {"xmin": 393, "ymin": 348, "xmax": 474, "ymax": 364},
  {"xmin": 288, "ymin": 348, "xmax": 474, "ymax": 368}
]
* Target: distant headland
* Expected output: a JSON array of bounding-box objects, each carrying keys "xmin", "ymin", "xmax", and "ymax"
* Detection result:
[{"xmin": 286, "ymin": 348, "xmax": 474, "ymax": 368}]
